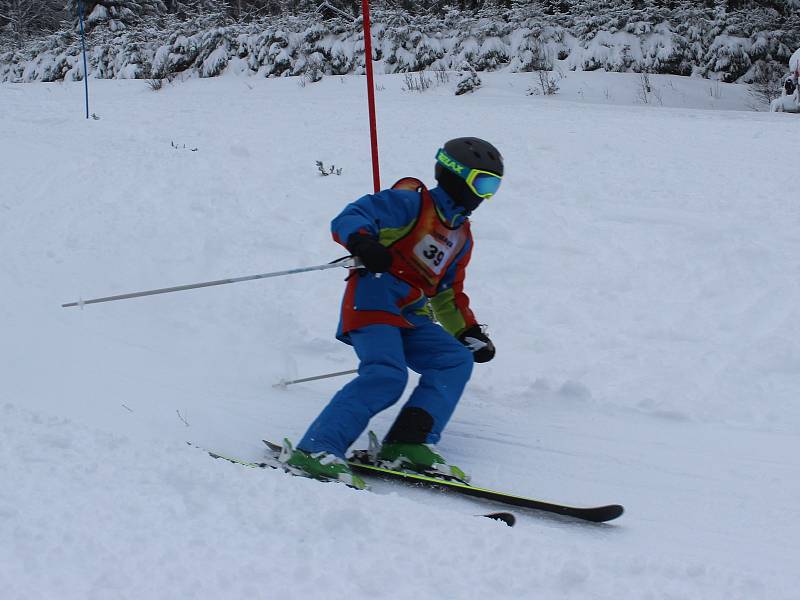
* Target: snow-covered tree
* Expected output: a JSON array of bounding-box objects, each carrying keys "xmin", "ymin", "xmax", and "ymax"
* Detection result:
[
  {"xmin": 455, "ymin": 60, "xmax": 481, "ymax": 94},
  {"xmin": 0, "ymin": 0, "xmax": 64, "ymax": 46},
  {"xmin": 3, "ymin": 0, "xmax": 799, "ymax": 83},
  {"xmin": 65, "ymin": 0, "xmax": 167, "ymax": 31}
]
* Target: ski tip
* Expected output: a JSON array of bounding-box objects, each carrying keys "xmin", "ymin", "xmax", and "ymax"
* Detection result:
[
  {"xmin": 587, "ymin": 504, "xmax": 625, "ymax": 523},
  {"xmin": 483, "ymin": 512, "xmax": 516, "ymax": 527}
]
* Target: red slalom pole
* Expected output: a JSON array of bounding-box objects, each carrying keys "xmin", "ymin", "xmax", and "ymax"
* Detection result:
[{"xmin": 361, "ymin": 0, "xmax": 381, "ymax": 192}]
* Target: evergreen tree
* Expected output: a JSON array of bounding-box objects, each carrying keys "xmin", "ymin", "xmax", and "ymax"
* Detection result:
[
  {"xmin": 65, "ymin": 0, "xmax": 167, "ymax": 31},
  {"xmin": 3, "ymin": 0, "xmax": 799, "ymax": 83},
  {"xmin": 0, "ymin": 0, "xmax": 64, "ymax": 45}
]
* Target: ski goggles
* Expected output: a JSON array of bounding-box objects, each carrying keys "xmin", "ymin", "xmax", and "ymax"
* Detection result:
[{"xmin": 436, "ymin": 148, "xmax": 502, "ymax": 199}]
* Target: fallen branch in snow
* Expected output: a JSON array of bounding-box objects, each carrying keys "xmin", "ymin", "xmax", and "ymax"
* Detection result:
[
  {"xmin": 316, "ymin": 161, "xmax": 342, "ymax": 176},
  {"xmin": 171, "ymin": 140, "xmax": 198, "ymax": 152}
]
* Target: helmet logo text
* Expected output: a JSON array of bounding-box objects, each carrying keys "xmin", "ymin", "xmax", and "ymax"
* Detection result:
[{"xmin": 438, "ymin": 151, "xmax": 465, "ymax": 174}]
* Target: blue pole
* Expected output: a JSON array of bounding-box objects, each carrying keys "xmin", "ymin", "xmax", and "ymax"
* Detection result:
[{"xmin": 78, "ymin": 1, "xmax": 89, "ymax": 119}]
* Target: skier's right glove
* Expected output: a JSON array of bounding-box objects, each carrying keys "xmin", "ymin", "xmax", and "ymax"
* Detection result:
[
  {"xmin": 458, "ymin": 325, "xmax": 496, "ymax": 363},
  {"xmin": 346, "ymin": 233, "xmax": 393, "ymax": 273}
]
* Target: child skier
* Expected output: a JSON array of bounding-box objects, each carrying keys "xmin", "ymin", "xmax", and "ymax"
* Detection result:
[{"xmin": 281, "ymin": 137, "xmax": 504, "ymax": 489}]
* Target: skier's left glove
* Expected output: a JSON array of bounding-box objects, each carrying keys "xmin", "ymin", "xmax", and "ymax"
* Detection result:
[
  {"xmin": 458, "ymin": 325, "xmax": 495, "ymax": 363},
  {"xmin": 346, "ymin": 233, "xmax": 393, "ymax": 274}
]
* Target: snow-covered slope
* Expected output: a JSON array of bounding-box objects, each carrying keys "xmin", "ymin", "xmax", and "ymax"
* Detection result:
[{"xmin": 2, "ymin": 72, "xmax": 799, "ymax": 599}]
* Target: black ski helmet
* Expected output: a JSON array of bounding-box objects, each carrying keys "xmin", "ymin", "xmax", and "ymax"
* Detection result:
[{"xmin": 435, "ymin": 137, "xmax": 504, "ymax": 213}]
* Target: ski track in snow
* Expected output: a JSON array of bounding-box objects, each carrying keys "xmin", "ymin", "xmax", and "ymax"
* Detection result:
[
  {"xmin": 1, "ymin": 404, "xmax": 792, "ymax": 600},
  {"xmin": 1, "ymin": 71, "xmax": 799, "ymax": 599}
]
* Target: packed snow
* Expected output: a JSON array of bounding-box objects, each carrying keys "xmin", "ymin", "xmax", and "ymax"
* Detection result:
[{"xmin": 2, "ymin": 71, "xmax": 799, "ymax": 599}]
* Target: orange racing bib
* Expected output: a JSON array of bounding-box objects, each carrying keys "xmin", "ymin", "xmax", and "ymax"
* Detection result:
[{"xmin": 387, "ymin": 178, "xmax": 470, "ymax": 297}]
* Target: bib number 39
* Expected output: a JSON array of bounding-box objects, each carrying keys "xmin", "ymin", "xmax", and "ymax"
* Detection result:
[{"xmin": 413, "ymin": 234, "xmax": 455, "ymax": 275}]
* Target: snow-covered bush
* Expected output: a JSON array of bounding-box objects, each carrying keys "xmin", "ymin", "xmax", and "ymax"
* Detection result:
[
  {"xmin": 2, "ymin": 3, "xmax": 799, "ymax": 84},
  {"xmin": 705, "ymin": 35, "xmax": 752, "ymax": 83},
  {"xmin": 454, "ymin": 61, "xmax": 481, "ymax": 95},
  {"xmin": 749, "ymin": 58, "xmax": 791, "ymax": 109},
  {"xmin": 510, "ymin": 27, "xmax": 560, "ymax": 72},
  {"xmin": 301, "ymin": 51, "xmax": 325, "ymax": 82},
  {"xmin": 65, "ymin": 0, "xmax": 168, "ymax": 33},
  {"xmin": 402, "ymin": 71, "xmax": 432, "ymax": 92},
  {"xmin": 527, "ymin": 68, "xmax": 560, "ymax": 96},
  {"xmin": 789, "ymin": 46, "xmax": 800, "ymax": 78}
]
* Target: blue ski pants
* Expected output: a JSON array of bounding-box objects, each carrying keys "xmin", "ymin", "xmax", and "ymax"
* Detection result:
[{"xmin": 298, "ymin": 322, "xmax": 474, "ymax": 458}]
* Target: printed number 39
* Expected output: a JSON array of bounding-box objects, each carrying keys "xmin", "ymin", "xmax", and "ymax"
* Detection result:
[{"xmin": 423, "ymin": 244, "xmax": 445, "ymax": 267}]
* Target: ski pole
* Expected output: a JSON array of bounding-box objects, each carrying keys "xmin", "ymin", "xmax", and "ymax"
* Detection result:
[
  {"xmin": 62, "ymin": 256, "xmax": 360, "ymax": 308},
  {"xmin": 274, "ymin": 369, "xmax": 358, "ymax": 388},
  {"xmin": 78, "ymin": 0, "xmax": 90, "ymax": 120}
]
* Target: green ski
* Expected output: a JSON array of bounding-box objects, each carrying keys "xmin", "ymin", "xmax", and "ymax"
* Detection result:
[{"xmin": 262, "ymin": 440, "xmax": 623, "ymax": 523}]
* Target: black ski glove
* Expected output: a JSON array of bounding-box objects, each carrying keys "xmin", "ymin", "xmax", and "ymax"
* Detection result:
[
  {"xmin": 458, "ymin": 325, "xmax": 495, "ymax": 363},
  {"xmin": 346, "ymin": 233, "xmax": 393, "ymax": 274}
]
